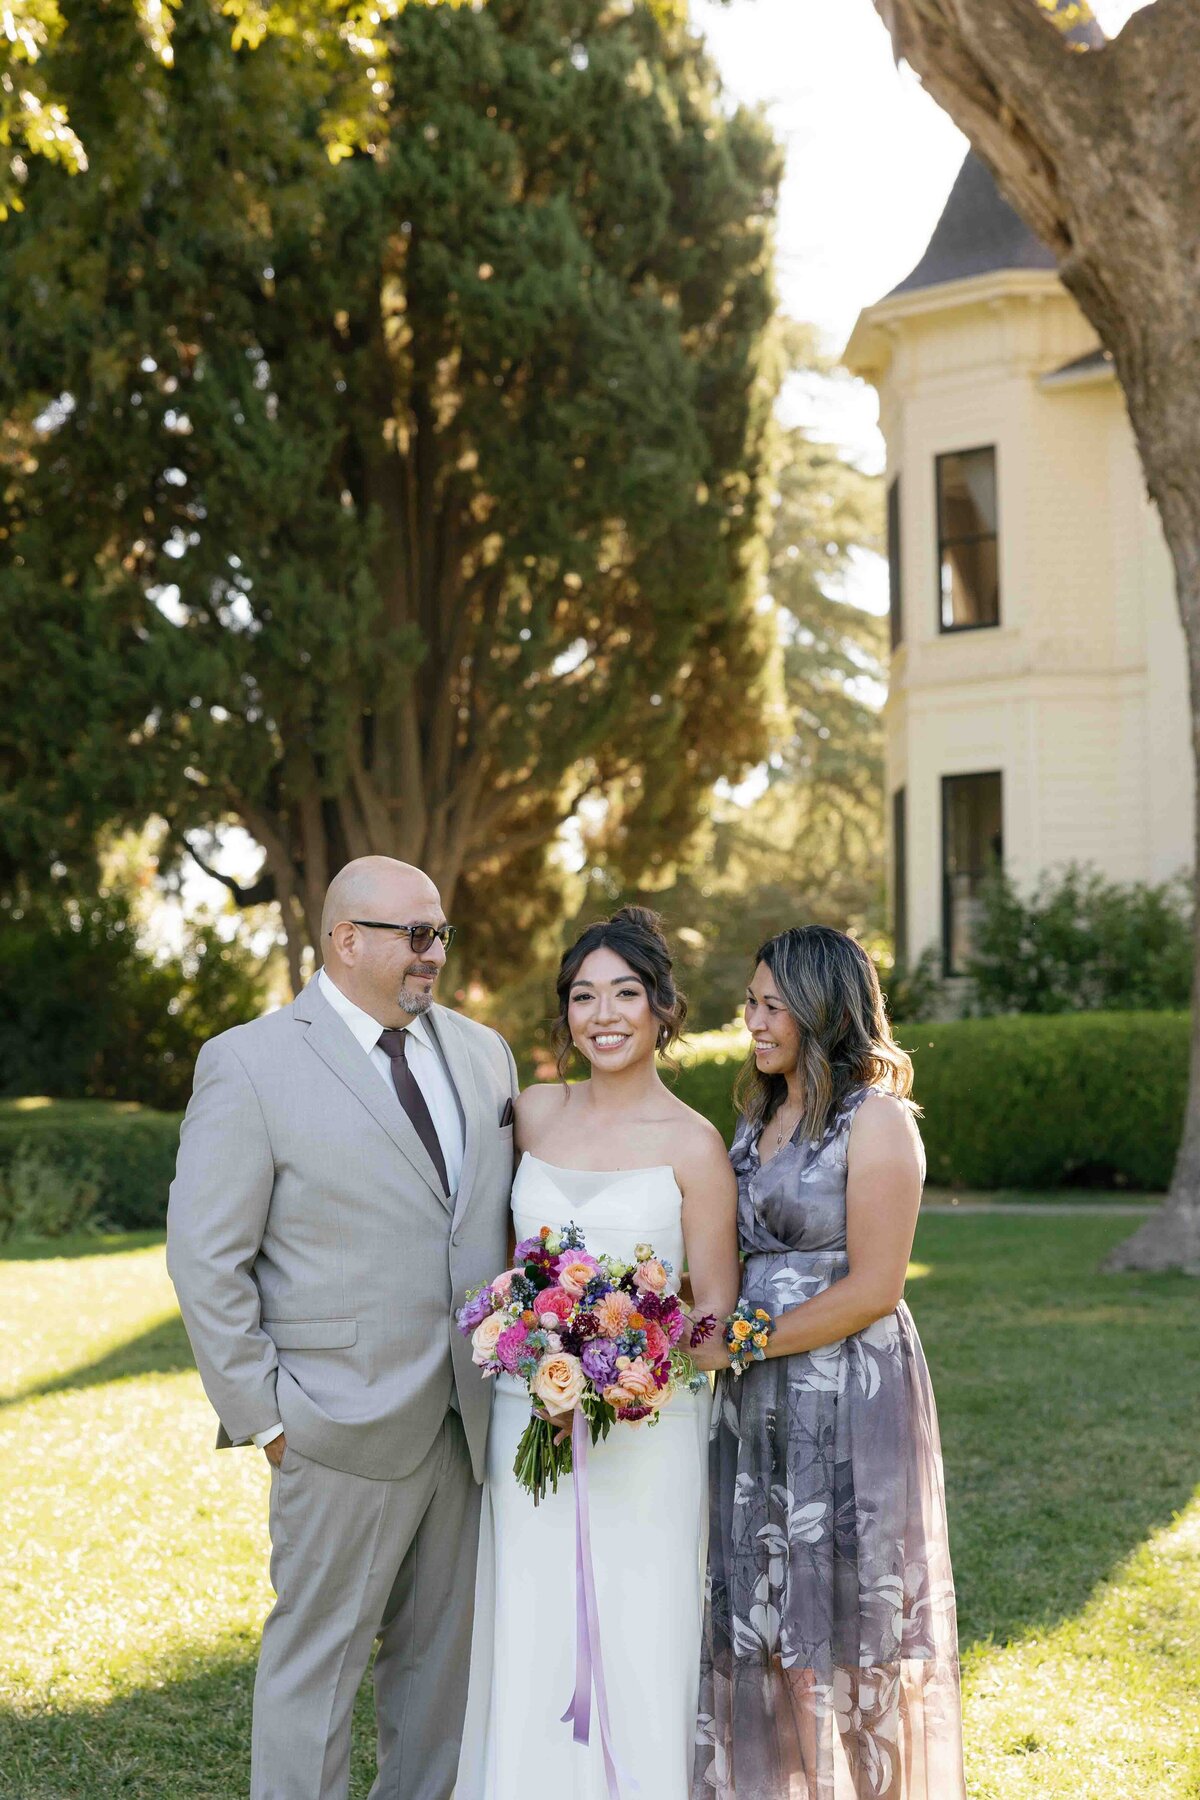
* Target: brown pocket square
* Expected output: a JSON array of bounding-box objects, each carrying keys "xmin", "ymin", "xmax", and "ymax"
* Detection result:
[{"xmin": 499, "ymin": 1097, "xmax": 515, "ymax": 1128}]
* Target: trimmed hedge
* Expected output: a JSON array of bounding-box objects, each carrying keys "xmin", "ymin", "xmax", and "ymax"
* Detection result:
[
  {"xmin": 0, "ymin": 1009, "xmax": 1185, "ymax": 1235},
  {"xmin": 673, "ymin": 1012, "xmax": 1187, "ymax": 1193},
  {"xmin": 0, "ymin": 1099, "xmax": 183, "ymax": 1235},
  {"xmin": 897, "ymin": 1011, "xmax": 1186, "ymax": 1193}
]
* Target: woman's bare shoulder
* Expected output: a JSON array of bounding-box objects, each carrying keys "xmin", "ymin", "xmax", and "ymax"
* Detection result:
[
  {"xmin": 850, "ymin": 1090, "xmax": 923, "ymax": 1155},
  {"xmin": 663, "ymin": 1097, "xmax": 732, "ymax": 1175},
  {"xmin": 515, "ymin": 1081, "xmax": 571, "ymax": 1124}
]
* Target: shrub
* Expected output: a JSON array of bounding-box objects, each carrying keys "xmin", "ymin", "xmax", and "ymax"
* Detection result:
[
  {"xmin": 669, "ymin": 1012, "xmax": 1185, "ymax": 1192},
  {"xmin": 0, "ymin": 1141, "xmax": 104, "ymax": 1240},
  {"xmin": 898, "ymin": 1012, "xmax": 1186, "ymax": 1192},
  {"xmin": 671, "ymin": 1028, "xmax": 749, "ymax": 1142},
  {"xmin": 0, "ymin": 887, "xmax": 268, "ymax": 1111},
  {"xmin": 967, "ymin": 866, "xmax": 1192, "ymax": 1015},
  {"xmin": 876, "ymin": 945, "xmax": 944, "ymax": 1024},
  {"xmin": 0, "ymin": 1099, "xmax": 183, "ymax": 1233}
]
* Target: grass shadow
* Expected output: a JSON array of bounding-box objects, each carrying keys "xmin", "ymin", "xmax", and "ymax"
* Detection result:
[
  {"xmin": 1, "ymin": 1231, "xmax": 166, "ymax": 1263},
  {"xmin": 0, "ymin": 1641, "xmax": 381, "ymax": 1800},
  {"xmin": 3, "ymin": 1313, "xmax": 196, "ymax": 1410},
  {"xmin": 911, "ymin": 1210, "xmax": 1200, "ymax": 1654}
]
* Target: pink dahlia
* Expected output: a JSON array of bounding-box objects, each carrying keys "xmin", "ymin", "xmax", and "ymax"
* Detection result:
[{"xmin": 495, "ymin": 1323, "xmax": 530, "ymax": 1374}]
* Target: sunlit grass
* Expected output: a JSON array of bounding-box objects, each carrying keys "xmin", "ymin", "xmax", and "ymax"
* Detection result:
[{"xmin": 1, "ymin": 1217, "xmax": 1197, "ymax": 1798}]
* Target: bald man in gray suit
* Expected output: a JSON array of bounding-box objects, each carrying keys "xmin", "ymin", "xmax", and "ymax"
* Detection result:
[{"xmin": 167, "ymin": 858, "xmax": 517, "ymax": 1800}]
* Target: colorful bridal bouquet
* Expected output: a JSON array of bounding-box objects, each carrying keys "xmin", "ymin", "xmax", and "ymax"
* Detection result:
[{"xmin": 457, "ymin": 1222, "xmax": 715, "ymax": 1503}]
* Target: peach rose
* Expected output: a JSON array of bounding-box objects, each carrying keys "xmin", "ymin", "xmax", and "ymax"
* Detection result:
[
  {"xmin": 532, "ymin": 1352, "xmax": 585, "ymax": 1419},
  {"xmin": 642, "ymin": 1320, "xmax": 670, "ymax": 1362},
  {"xmin": 471, "ymin": 1311, "xmax": 506, "ymax": 1365},
  {"xmin": 634, "ymin": 1258, "xmax": 669, "ymax": 1295},
  {"xmin": 490, "ymin": 1269, "xmax": 520, "ymax": 1301},
  {"xmin": 594, "ymin": 1291, "xmax": 634, "ymax": 1338},
  {"xmin": 604, "ymin": 1355, "xmax": 659, "ymax": 1407},
  {"xmin": 557, "ymin": 1255, "xmax": 600, "ymax": 1298}
]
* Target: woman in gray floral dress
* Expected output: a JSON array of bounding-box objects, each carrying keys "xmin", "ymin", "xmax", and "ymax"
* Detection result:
[{"xmin": 694, "ymin": 926, "xmax": 965, "ymax": 1800}]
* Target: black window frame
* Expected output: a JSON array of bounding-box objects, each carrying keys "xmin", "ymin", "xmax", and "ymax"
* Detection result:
[
  {"xmin": 935, "ymin": 445, "xmax": 1000, "ymax": 635},
  {"xmin": 941, "ymin": 770, "xmax": 1003, "ymax": 978},
  {"xmin": 887, "ymin": 476, "xmax": 902, "ymax": 650},
  {"xmin": 892, "ymin": 786, "xmax": 907, "ymax": 970}
]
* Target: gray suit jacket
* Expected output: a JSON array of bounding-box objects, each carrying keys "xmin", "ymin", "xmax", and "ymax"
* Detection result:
[{"xmin": 166, "ymin": 978, "xmax": 517, "ymax": 1482}]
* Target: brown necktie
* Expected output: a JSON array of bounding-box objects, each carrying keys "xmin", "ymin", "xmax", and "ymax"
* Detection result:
[{"xmin": 378, "ymin": 1028, "xmax": 449, "ymax": 1196}]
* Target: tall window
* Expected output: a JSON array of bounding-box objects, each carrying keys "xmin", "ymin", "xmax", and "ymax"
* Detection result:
[
  {"xmin": 936, "ymin": 447, "xmax": 999, "ymax": 631},
  {"xmin": 892, "ymin": 787, "xmax": 907, "ymax": 969},
  {"xmin": 887, "ymin": 477, "xmax": 902, "ymax": 649},
  {"xmin": 942, "ymin": 772, "xmax": 1002, "ymax": 976}
]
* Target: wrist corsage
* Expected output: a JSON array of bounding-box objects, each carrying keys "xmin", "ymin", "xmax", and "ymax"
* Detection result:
[{"xmin": 723, "ymin": 1301, "xmax": 774, "ymax": 1375}]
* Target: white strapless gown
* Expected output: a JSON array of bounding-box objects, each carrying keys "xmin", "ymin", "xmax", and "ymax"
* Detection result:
[{"xmin": 457, "ymin": 1152, "xmax": 712, "ymax": 1800}]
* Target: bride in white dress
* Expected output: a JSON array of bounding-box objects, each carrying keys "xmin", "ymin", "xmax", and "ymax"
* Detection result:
[{"xmin": 458, "ymin": 907, "xmax": 739, "ymax": 1800}]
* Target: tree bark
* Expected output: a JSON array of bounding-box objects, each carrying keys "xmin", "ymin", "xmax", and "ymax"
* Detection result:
[{"xmin": 871, "ymin": 0, "xmax": 1200, "ymax": 1270}]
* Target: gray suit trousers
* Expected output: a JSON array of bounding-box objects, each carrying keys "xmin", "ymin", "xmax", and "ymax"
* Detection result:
[{"xmin": 250, "ymin": 1411, "xmax": 479, "ymax": 1800}]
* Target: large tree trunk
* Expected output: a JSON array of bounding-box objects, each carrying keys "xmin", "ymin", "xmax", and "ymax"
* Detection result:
[{"xmin": 871, "ymin": 0, "xmax": 1200, "ymax": 1270}]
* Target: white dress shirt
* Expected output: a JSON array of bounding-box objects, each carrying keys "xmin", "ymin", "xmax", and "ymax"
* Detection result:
[{"xmin": 252, "ymin": 968, "xmax": 466, "ymax": 1448}]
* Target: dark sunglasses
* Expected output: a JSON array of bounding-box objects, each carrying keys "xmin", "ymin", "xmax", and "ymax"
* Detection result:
[{"xmin": 342, "ymin": 920, "xmax": 456, "ymax": 954}]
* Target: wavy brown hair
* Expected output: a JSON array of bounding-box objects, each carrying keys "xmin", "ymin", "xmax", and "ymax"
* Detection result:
[
  {"xmin": 551, "ymin": 905, "xmax": 688, "ymax": 1080},
  {"xmin": 733, "ymin": 925, "xmax": 915, "ymax": 1142}
]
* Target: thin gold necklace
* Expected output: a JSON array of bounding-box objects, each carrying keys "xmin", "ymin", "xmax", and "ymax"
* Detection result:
[{"xmin": 773, "ymin": 1099, "xmax": 801, "ymax": 1149}]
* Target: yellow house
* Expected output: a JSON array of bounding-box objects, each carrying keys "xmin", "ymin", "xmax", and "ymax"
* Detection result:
[{"xmin": 845, "ymin": 153, "xmax": 1192, "ymax": 978}]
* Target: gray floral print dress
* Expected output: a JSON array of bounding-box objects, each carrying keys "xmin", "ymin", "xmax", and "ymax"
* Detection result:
[{"xmin": 693, "ymin": 1087, "xmax": 965, "ymax": 1800}]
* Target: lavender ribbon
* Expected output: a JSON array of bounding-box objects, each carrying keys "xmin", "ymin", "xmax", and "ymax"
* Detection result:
[{"xmin": 561, "ymin": 1407, "xmax": 626, "ymax": 1799}]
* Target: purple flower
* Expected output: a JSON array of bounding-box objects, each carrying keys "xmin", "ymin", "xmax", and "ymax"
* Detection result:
[
  {"xmin": 456, "ymin": 1287, "xmax": 496, "ymax": 1334},
  {"xmin": 580, "ymin": 1339, "xmax": 621, "ymax": 1389},
  {"xmin": 514, "ymin": 1234, "xmax": 546, "ymax": 1261}
]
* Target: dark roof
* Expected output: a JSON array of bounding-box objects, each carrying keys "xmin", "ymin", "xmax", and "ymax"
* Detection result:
[
  {"xmin": 1039, "ymin": 347, "xmax": 1114, "ymax": 389},
  {"xmin": 888, "ymin": 153, "xmax": 1057, "ymax": 299}
]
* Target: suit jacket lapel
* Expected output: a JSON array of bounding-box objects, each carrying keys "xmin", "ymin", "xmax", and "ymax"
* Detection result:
[
  {"xmin": 428, "ymin": 1006, "xmax": 482, "ymax": 1232},
  {"xmin": 293, "ymin": 979, "xmax": 449, "ymax": 1207}
]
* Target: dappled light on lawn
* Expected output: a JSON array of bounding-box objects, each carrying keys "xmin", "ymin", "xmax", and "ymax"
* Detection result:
[
  {"xmin": 963, "ymin": 1499, "xmax": 1200, "ymax": 1799},
  {"xmin": 1, "ymin": 1223, "xmax": 1196, "ymax": 1799}
]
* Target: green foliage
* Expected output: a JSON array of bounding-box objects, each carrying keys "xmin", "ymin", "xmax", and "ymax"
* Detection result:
[
  {"xmin": 0, "ymin": 1138, "xmax": 103, "ymax": 1240},
  {"xmin": 0, "ymin": 0, "xmax": 89, "ymax": 218},
  {"xmin": 1, "ymin": 0, "xmax": 781, "ymax": 975},
  {"xmin": 666, "ymin": 1011, "xmax": 1186, "ymax": 1191},
  {"xmin": 0, "ymin": 1098, "xmax": 183, "ymax": 1231},
  {"xmin": 966, "ymin": 864, "xmax": 1192, "ymax": 1014},
  {"xmin": 670, "ymin": 1029, "xmax": 748, "ymax": 1141},
  {"xmin": 875, "ymin": 943, "xmax": 943, "ymax": 1024},
  {"xmin": 899, "ymin": 1011, "xmax": 1187, "ymax": 1191},
  {"xmin": 0, "ymin": 886, "xmax": 267, "ymax": 1110},
  {"xmin": 554, "ymin": 324, "xmax": 887, "ymax": 1034}
]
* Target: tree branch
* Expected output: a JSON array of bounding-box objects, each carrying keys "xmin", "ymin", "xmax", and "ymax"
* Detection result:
[
  {"xmin": 184, "ymin": 835, "xmax": 277, "ymax": 907},
  {"xmin": 873, "ymin": 0, "xmax": 1102, "ymax": 252}
]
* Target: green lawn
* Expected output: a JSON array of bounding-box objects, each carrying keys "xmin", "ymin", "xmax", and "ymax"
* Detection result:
[{"xmin": 1, "ymin": 1216, "xmax": 1197, "ymax": 1799}]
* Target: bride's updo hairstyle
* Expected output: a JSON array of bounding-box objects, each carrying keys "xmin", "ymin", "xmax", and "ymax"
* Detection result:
[
  {"xmin": 734, "ymin": 924, "xmax": 915, "ymax": 1143},
  {"xmin": 551, "ymin": 905, "xmax": 688, "ymax": 1080}
]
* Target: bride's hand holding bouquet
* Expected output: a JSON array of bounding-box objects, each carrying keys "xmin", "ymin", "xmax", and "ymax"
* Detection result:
[{"xmin": 456, "ymin": 1222, "xmax": 715, "ymax": 1502}]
